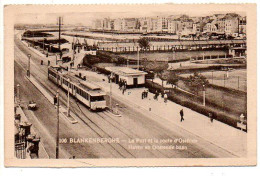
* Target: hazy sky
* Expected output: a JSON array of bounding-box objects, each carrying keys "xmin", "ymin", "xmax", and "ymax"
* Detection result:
[{"xmin": 15, "ymin": 11, "xmax": 246, "ymax": 26}]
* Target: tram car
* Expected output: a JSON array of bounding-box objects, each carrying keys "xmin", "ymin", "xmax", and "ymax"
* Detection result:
[{"xmin": 48, "ymin": 66, "xmax": 107, "ymax": 111}]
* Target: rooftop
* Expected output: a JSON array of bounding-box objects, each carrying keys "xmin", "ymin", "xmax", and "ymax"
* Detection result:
[{"xmin": 106, "ymin": 67, "xmax": 147, "ymax": 76}]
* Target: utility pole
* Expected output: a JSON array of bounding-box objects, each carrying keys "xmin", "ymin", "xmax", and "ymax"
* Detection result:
[
  {"xmin": 27, "ymin": 54, "xmax": 31, "ymax": 77},
  {"xmin": 58, "ymin": 17, "xmax": 62, "ymax": 60},
  {"xmin": 55, "ymin": 91, "xmax": 60, "ymax": 159},
  {"xmin": 67, "ymin": 79, "xmax": 70, "ymax": 117}
]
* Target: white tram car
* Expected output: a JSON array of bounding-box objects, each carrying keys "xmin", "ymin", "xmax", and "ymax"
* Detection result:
[{"xmin": 48, "ymin": 66, "xmax": 107, "ymax": 111}]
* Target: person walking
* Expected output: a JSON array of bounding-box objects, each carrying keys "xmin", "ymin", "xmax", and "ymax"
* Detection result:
[
  {"xmin": 145, "ymin": 90, "xmax": 148, "ymax": 98},
  {"xmin": 122, "ymin": 86, "xmax": 126, "ymax": 95},
  {"xmin": 142, "ymin": 91, "xmax": 144, "ymax": 99},
  {"xmin": 164, "ymin": 93, "xmax": 168, "ymax": 103},
  {"xmin": 154, "ymin": 90, "xmax": 158, "ymax": 100},
  {"xmin": 180, "ymin": 109, "xmax": 184, "ymax": 122}
]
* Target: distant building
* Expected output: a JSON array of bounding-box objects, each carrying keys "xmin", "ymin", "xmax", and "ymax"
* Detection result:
[
  {"xmin": 91, "ymin": 13, "xmax": 246, "ymax": 36},
  {"xmin": 224, "ymin": 13, "xmax": 240, "ymax": 35},
  {"xmin": 239, "ymin": 16, "xmax": 247, "ymax": 35},
  {"xmin": 203, "ymin": 19, "xmax": 218, "ymax": 33}
]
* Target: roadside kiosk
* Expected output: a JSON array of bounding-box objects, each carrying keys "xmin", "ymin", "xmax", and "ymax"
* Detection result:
[{"xmin": 105, "ymin": 67, "xmax": 147, "ymax": 88}]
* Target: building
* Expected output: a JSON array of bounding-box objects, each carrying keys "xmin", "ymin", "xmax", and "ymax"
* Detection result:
[
  {"xmin": 224, "ymin": 13, "xmax": 240, "ymax": 35},
  {"xmin": 105, "ymin": 67, "xmax": 147, "ymax": 87},
  {"xmin": 203, "ymin": 20, "xmax": 218, "ymax": 33},
  {"xmin": 239, "ymin": 16, "xmax": 247, "ymax": 35},
  {"xmin": 139, "ymin": 17, "xmax": 152, "ymax": 33}
]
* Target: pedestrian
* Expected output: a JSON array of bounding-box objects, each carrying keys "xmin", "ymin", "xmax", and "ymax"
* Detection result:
[
  {"xmin": 161, "ymin": 91, "xmax": 164, "ymax": 98},
  {"xmin": 240, "ymin": 113, "xmax": 245, "ymax": 123},
  {"xmin": 146, "ymin": 90, "xmax": 148, "ymax": 98},
  {"xmin": 108, "ymin": 75, "xmax": 110, "ymax": 83},
  {"xmin": 154, "ymin": 90, "xmax": 158, "ymax": 100},
  {"xmin": 142, "ymin": 91, "xmax": 144, "ymax": 99},
  {"xmin": 164, "ymin": 93, "xmax": 168, "ymax": 103},
  {"xmin": 122, "ymin": 86, "xmax": 126, "ymax": 95},
  {"xmin": 209, "ymin": 112, "xmax": 213, "ymax": 123},
  {"xmin": 180, "ymin": 109, "xmax": 184, "ymax": 122},
  {"xmin": 119, "ymin": 80, "xmax": 122, "ymax": 89}
]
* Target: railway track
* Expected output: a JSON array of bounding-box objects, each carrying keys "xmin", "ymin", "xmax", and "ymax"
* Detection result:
[
  {"xmin": 15, "ymin": 34, "xmax": 228, "ymax": 158},
  {"xmin": 15, "ymin": 39, "xmax": 199, "ymax": 158},
  {"xmin": 15, "ymin": 39, "xmax": 139, "ymax": 158}
]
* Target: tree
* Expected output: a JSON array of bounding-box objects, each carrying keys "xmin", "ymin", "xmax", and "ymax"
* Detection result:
[
  {"xmin": 158, "ymin": 71, "xmax": 168, "ymax": 87},
  {"xmin": 185, "ymin": 72, "xmax": 209, "ymax": 95},
  {"xmin": 167, "ymin": 72, "xmax": 179, "ymax": 89},
  {"xmin": 138, "ymin": 37, "xmax": 150, "ymax": 51}
]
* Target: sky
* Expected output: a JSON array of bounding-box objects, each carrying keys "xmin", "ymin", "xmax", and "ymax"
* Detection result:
[{"xmin": 15, "ymin": 11, "xmax": 247, "ymax": 26}]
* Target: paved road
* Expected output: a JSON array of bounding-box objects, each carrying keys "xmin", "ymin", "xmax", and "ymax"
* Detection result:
[{"xmin": 14, "ymin": 33, "xmax": 236, "ymax": 158}]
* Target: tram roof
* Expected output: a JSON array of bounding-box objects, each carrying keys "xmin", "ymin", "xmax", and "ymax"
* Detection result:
[{"xmin": 61, "ymin": 72, "xmax": 106, "ymax": 96}]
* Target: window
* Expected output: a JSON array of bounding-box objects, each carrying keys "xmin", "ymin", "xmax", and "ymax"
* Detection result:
[{"xmin": 90, "ymin": 96, "xmax": 105, "ymax": 102}]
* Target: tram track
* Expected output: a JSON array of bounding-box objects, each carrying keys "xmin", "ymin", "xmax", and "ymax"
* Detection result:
[
  {"xmin": 14, "ymin": 39, "xmax": 200, "ymax": 158},
  {"xmin": 15, "ymin": 39, "xmax": 137, "ymax": 158},
  {"xmin": 14, "ymin": 34, "xmax": 234, "ymax": 158}
]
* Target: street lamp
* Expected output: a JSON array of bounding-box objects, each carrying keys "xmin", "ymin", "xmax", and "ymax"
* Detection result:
[
  {"xmin": 27, "ymin": 54, "xmax": 31, "ymax": 77},
  {"xmin": 137, "ymin": 47, "xmax": 140, "ymax": 70},
  {"xmin": 109, "ymin": 74, "xmax": 113, "ymax": 111},
  {"xmin": 202, "ymin": 84, "xmax": 206, "ymax": 106},
  {"xmin": 54, "ymin": 90, "xmax": 60, "ymax": 159},
  {"xmin": 17, "ymin": 84, "xmax": 20, "ymax": 105},
  {"xmin": 55, "ymin": 54, "xmax": 58, "ymax": 65}
]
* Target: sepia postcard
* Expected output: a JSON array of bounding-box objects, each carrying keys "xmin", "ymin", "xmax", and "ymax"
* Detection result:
[{"xmin": 4, "ymin": 4, "xmax": 257, "ymax": 167}]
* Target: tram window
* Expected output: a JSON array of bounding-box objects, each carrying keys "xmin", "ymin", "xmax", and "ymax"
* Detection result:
[{"xmin": 90, "ymin": 96, "xmax": 104, "ymax": 102}]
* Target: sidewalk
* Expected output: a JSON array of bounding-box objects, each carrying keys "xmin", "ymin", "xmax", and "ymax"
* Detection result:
[
  {"xmin": 16, "ymin": 106, "xmax": 50, "ymax": 159},
  {"xmin": 73, "ymin": 69, "xmax": 247, "ymax": 157}
]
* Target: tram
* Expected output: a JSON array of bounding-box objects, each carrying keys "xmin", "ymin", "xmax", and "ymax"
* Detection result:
[{"xmin": 48, "ymin": 66, "xmax": 107, "ymax": 111}]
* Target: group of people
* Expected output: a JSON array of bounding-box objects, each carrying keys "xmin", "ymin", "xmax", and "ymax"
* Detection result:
[
  {"xmin": 141, "ymin": 90, "xmax": 149, "ymax": 99},
  {"xmin": 153, "ymin": 90, "xmax": 168, "ymax": 103},
  {"xmin": 180, "ymin": 109, "xmax": 215, "ymax": 123}
]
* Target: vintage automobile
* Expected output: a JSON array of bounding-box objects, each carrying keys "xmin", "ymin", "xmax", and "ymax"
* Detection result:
[{"xmin": 28, "ymin": 101, "xmax": 37, "ymax": 110}]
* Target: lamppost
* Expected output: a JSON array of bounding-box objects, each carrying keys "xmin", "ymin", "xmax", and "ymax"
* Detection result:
[
  {"xmin": 55, "ymin": 54, "xmax": 58, "ymax": 65},
  {"xmin": 67, "ymin": 79, "xmax": 70, "ymax": 117},
  {"xmin": 137, "ymin": 47, "xmax": 140, "ymax": 70},
  {"xmin": 54, "ymin": 90, "xmax": 60, "ymax": 159},
  {"xmin": 27, "ymin": 54, "xmax": 31, "ymax": 77},
  {"xmin": 17, "ymin": 84, "xmax": 20, "ymax": 105},
  {"xmin": 109, "ymin": 74, "xmax": 113, "ymax": 111},
  {"xmin": 202, "ymin": 84, "xmax": 206, "ymax": 106}
]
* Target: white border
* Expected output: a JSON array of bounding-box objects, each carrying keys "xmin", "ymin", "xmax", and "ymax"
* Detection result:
[{"xmin": 0, "ymin": 0, "xmax": 259, "ymax": 176}]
